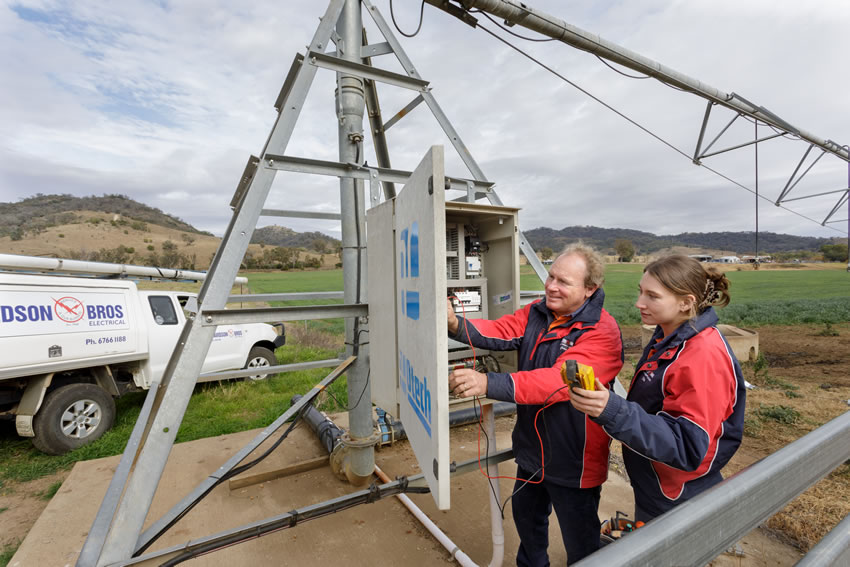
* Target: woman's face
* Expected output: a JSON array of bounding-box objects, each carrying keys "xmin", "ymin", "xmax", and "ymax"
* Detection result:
[{"xmin": 635, "ymin": 272, "xmax": 694, "ymax": 335}]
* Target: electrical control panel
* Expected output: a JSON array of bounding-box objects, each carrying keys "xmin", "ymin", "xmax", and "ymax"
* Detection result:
[
  {"xmin": 444, "ymin": 203, "xmax": 519, "ymax": 376},
  {"xmin": 366, "ymin": 147, "xmax": 520, "ymax": 509},
  {"xmin": 368, "ymin": 198, "xmax": 520, "ymax": 418}
]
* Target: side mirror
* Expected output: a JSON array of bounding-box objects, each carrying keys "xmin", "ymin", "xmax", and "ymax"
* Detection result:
[{"xmin": 184, "ymin": 296, "xmax": 199, "ymax": 314}]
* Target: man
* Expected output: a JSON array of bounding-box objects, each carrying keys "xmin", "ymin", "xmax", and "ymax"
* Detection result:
[{"xmin": 448, "ymin": 243, "xmax": 623, "ymax": 565}]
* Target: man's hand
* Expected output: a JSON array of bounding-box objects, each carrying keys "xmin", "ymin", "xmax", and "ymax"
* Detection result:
[
  {"xmin": 448, "ymin": 368, "xmax": 487, "ymax": 398},
  {"xmin": 569, "ymin": 378, "xmax": 609, "ymax": 418},
  {"xmin": 446, "ymin": 298, "xmax": 459, "ymax": 334}
]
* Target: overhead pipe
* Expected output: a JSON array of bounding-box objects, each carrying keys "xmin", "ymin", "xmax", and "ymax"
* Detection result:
[
  {"xmin": 425, "ymin": 0, "xmax": 849, "ymax": 163},
  {"xmin": 0, "ymin": 253, "xmax": 248, "ymax": 284}
]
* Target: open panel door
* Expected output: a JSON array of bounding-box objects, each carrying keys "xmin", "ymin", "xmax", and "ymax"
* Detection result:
[{"xmin": 367, "ymin": 146, "xmax": 450, "ymax": 509}]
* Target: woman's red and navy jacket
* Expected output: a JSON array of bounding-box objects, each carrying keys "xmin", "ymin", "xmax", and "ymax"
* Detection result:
[
  {"xmin": 450, "ymin": 289, "xmax": 624, "ymax": 488},
  {"xmin": 593, "ymin": 307, "xmax": 746, "ymax": 521}
]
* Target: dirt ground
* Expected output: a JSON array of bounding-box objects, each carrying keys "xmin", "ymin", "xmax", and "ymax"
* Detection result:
[{"xmin": 1, "ymin": 323, "xmax": 848, "ymax": 561}]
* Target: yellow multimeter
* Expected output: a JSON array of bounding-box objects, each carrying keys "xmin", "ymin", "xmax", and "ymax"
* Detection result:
[{"xmin": 561, "ymin": 359, "xmax": 596, "ymax": 390}]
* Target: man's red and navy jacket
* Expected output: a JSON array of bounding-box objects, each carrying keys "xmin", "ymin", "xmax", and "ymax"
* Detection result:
[
  {"xmin": 450, "ymin": 289, "xmax": 623, "ymax": 488},
  {"xmin": 593, "ymin": 307, "xmax": 746, "ymax": 521}
]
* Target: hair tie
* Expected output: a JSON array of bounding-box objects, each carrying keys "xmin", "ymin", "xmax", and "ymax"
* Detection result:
[{"xmin": 699, "ymin": 279, "xmax": 716, "ymax": 309}]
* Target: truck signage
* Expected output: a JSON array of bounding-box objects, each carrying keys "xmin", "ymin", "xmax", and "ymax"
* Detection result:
[{"xmin": 0, "ymin": 290, "xmax": 130, "ymax": 337}]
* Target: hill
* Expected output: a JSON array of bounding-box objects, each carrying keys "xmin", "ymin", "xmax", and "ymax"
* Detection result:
[
  {"xmin": 0, "ymin": 193, "xmax": 209, "ymax": 240},
  {"xmin": 251, "ymin": 225, "xmax": 340, "ymax": 252},
  {"xmin": 0, "ymin": 194, "xmax": 338, "ymax": 270},
  {"xmin": 524, "ymin": 226, "xmax": 838, "ymax": 256},
  {"xmin": 1, "ymin": 194, "xmax": 837, "ymax": 268}
]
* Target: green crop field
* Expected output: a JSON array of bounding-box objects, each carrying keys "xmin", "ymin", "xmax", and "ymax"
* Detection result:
[
  {"xmin": 246, "ymin": 264, "xmax": 849, "ymax": 328},
  {"xmin": 521, "ymin": 264, "xmax": 850, "ymax": 325},
  {"xmin": 1, "ymin": 264, "xmax": 845, "ymax": 524},
  {"xmin": 243, "ymin": 270, "xmax": 346, "ymax": 335}
]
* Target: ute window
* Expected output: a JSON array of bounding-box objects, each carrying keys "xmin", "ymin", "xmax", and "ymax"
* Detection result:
[{"xmin": 148, "ymin": 296, "xmax": 178, "ymax": 325}]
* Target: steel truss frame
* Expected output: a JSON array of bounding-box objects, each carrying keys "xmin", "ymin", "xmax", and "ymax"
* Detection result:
[
  {"xmin": 428, "ymin": 0, "xmax": 850, "ymax": 230},
  {"xmin": 80, "ymin": 1, "xmax": 538, "ymax": 564}
]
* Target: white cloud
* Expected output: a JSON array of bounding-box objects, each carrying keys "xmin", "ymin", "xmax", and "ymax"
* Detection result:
[{"xmin": 1, "ymin": 0, "xmax": 848, "ymax": 241}]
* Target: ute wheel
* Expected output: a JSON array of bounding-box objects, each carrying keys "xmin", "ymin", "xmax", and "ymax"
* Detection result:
[
  {"xmin": 31, "ymin": 383, "xmax": 116, "ymax": 455},
  {"xmin": 244, "ymin": 346, "xmax": 277, "ymax": 381}
]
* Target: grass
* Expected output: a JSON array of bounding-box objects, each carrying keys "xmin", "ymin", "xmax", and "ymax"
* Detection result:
[
  {"xmin": 37, "ymin": 481, "xmax": 62, "ymax": 501},
  {"xmin": 816, "ymin": 322, "xmax": 840, "ymax": 336},
  {"xmin": 246, "ymin": 263, "xmax": 849, "ymax": 328},
  {"xmin": 521, "ymin": 263, "xmax": 850, "ymax": 326},
  {"xmin": 1, "ymin": 541, "xmax": 19, "ymax": 567},
  {"xmin": 1, "ymin": 263, "xmax": 844, "ymax": 486},
  {"xmin": 757, "ymin": 404, "xmax": 801, "ymax": 425},
  {"xmin": 242, "ymin": 270, "xmax": 346, "ymax": 335}
]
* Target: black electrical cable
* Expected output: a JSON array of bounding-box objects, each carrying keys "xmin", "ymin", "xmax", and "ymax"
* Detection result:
[
  {"xmin": 469, "ymin": 18, "xmax": 843, "ymax": 234},
  {"xmin": 473, "ymin": 396, "xmax": 507, "ymax": 519},
  {"xmin": 594, "ymin": 55, "xmax": 650, "ymax": 79},
  {"xmin": 324, "ymin": 354, "xmax": 371, "ymax": 412},
  {"xmin": 157, "ymin": 479, "xmax": 430, "ymax": 566},
  {"xmin": 390, "ymin": 0, "xmax": 426, "ymax": 38},
  {"xmin": 472, "ymin": 9, "xmax": 556, "ymax": 42},
  {"xmin": 740, "ymin": 113, "xmax": 801, "ymax": 141},
  {"xmin": 473, "ymin": 382, "xmax": 569, "ymax": 517},
  {"xmin": 136, "ymin": 407, "xmax": 307, "ymax": 555}
]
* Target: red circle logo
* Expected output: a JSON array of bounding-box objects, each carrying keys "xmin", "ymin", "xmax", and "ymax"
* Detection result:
[{"xmin": 53, "ymin": 297, "xmax": 85, "ymax": 323}]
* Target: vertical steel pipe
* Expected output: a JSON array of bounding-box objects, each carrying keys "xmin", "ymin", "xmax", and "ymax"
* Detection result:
[{"xmin": 336, "ymin": 0, "xmax": 375, "ymax": 484}]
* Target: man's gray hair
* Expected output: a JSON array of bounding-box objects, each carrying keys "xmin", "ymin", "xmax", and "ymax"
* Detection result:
[{"xmin": 556, "ymin": 242, "xmax": 605, "ymax": 288}]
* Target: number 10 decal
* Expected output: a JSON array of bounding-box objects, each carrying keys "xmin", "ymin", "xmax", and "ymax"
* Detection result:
[{"xmin": 400, "ymin": 221, "xmax": 420, "ymax": 320}]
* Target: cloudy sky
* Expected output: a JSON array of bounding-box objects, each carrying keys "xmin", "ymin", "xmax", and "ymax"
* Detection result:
[{"xmin": 2, "ymin": 0, "xmax": 849, "ymax": 242}]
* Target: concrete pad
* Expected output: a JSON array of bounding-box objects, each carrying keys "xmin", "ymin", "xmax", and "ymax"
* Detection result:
[
  {"xmin": 11, "ymin": 414, "xmax": 800, "ymax": 566},
  {"xmin": 640, "ymin": 324, "xmax": 759, "ymax": 362}
]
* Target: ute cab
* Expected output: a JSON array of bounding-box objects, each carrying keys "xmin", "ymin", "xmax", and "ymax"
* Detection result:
[{"xmin": 141, "ymin": 291, "xmax": 285, "ymax": 387}]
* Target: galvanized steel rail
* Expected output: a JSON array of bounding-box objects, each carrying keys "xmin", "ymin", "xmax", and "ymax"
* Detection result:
[{"xmin": 574, "ymin": 410, "xmax": 850, "ymax": 566}]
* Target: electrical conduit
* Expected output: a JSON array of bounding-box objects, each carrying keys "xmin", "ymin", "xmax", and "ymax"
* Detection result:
[
  {"xmin": 374, "ymin": 464, "xmax": 478, "ymax": 567},
  {"xmin": 293, "ymin": 396, "xmax": 510, "ymax": 566}
]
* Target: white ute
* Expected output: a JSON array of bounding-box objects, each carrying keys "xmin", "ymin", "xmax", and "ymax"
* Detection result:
[{"xmin": 0, "ymin": 270, "xmax": 285, "ymax": 454}]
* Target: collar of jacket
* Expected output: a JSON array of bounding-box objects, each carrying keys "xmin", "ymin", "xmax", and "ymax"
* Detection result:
[
  {"xmin": 646, "ymin": 307, "xmax": 719, "ymax": 357},
  {"xmin": 532, "ymin": 288, "xmax": 606, "ymax": 328}
]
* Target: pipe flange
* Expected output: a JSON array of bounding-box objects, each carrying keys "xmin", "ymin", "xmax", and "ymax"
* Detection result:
[{"xmin": 339, "ymin": 430, "xmax": 381, "ymax": 448}]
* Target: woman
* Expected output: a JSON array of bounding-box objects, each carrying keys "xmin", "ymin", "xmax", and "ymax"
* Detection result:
[{"xmin": 569, "ymin": 255, "xmax": 746, "ymax": 522}]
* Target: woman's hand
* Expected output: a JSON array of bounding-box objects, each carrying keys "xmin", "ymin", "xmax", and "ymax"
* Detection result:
[
  {"xmin": 569, "ymin": 378, "xmax": 610, "ymax": 418},
  {"xmin": 448, "ymin": 368, "xmax": 487, "ymax": 398}
]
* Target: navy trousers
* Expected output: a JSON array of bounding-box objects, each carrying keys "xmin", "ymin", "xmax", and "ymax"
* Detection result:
[{"xmin": 512, "ymin": 467, "xmax": 602, "ymax": 566}]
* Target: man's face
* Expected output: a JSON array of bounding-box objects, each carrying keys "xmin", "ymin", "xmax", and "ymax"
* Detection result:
[{"xmin": 544, "ymin": 253, "xmax": 597, "ymax": 316}]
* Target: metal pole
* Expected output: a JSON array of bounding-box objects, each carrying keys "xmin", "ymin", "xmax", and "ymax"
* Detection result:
[
  {"xmin": 574, "ymin": 410, "xmax": 850, "ymax": 567},
  {"xmin": 755, "ymin": 119, "xmax": 759, "ymax": 265},
  {"xmin": 482, "ymin": 403, "xmax": 505, "ymax": 566},
  {"xmin": 794, "ymin": 512, "xmax": 850, "ymax": 567},
  {"xmin": 336, "ymin": 0, "xmax": 375, "ymax": 484}
]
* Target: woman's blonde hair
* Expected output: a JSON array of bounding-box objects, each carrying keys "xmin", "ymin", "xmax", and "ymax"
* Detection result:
[
  {"xmin": 644, "ymin": 255, "xmax": 730, "ymax": 318},
  {"xmin": 557, "ymin": 242, "xmax": 606, "ymax": 289}
]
